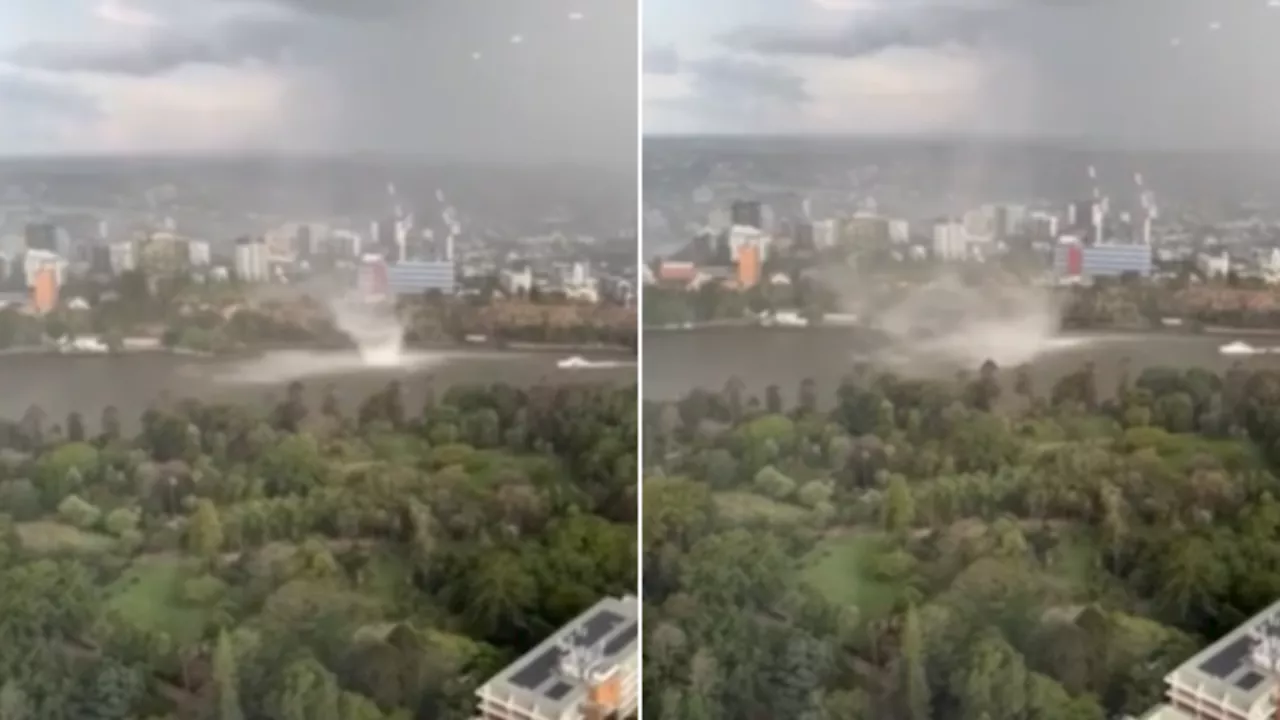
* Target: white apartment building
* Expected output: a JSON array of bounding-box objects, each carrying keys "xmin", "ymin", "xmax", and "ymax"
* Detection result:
[
  {"xmin": 109, "ymin": 241, "xmax": 136, "ymax": 274},
  {"xmin": 234, "ymin": 239, "xmax": 270, "ymax": 282},
  {"xmin": 932, "ymin": 220, "xmax": 970, "ymax": 261},
  {"xmin": 188, "ymin": 240, "xmax": 211, "ymax": 267},
  {"xmin": 501, "ymin": 267, "xmax": 534, "ymax": 296},
  {"xmin": 474, "ymin": 595, "xmax": 638, "ymax": 720},
  {"xmin": 1133, "ymin": 596, "xmax": 1280, "ymax": 720},
  {"xmin": 1197, "ymin": 251, "xmax": 1231, "ymax": 279},
  {"xmin": 888, "ymin": 218, "xmax": 910, "ymax": 244},
  {"xmin": 813, "ymin": 219, "xmax": 838, "ymax": 249}
]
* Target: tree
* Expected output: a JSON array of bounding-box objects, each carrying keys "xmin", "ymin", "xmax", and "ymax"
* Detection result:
[
  {"xmin": 0, "ymin": 681, "xmax": 30, "ymax": 720},
  {"xmin": 66, "ymin": 412, "xmax": 86, "ymax": 442},
  {"xmin": 188, "ymin": 499, "xmax": 225, "ymax": 561},
  {"xmin": 951, "ymin": 630, "xmax": 1028, "ymax": 720},
  {"xmin": 457, "ymin": 550, "xmax": 536, "ymax": 640},
  {"xmin": 99, "ymin": 405, "xmax": 122, "ymax": 442},
  {"xmin": 212, "ymin": 629, "xmax": 244, "ymax": 720},
  {"xmin": 883, "ymin": 475, "xmax": 916, "ymax": 536},
  {"xmin": 900, "ymin": 604, "xmax": 930, "ymax": 720}
]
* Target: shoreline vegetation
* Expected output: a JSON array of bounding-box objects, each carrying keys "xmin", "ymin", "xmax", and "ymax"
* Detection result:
[
  {"xmin": 0, "ymin": 337, "xmax": 635, "ymax": 359},
  {"xmin": 643, "ymin": 316, "xmax": 1280, "ymax": 341},
  {"xmin": 0, "ymin": 269, "xmax": 635, "ymax": 359},
  {"xmin": 643, "ymin": 265, "xmax": 1280, "ymax": 336}
]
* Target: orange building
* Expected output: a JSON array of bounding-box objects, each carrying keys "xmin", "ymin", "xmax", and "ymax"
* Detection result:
[
  {"xmin": 737, "ymin": 242, "xmax": 761, "ymax": 288},
  {"xmin": 31, "ymin": 266, "xmax": 58, "ymax": 315}
]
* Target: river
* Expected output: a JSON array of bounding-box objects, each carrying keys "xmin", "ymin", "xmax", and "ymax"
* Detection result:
[
  {"xmin": 0, "ymin": 348, "xmax": 635, "ymax": 429},
  {"xmin": 643, "ymin": 326, "xmax": 1280, "ymax": 402}
]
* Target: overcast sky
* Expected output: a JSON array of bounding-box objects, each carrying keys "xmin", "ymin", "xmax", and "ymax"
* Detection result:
[
  {"xmin": 644, "ymin": 0, "xmax": 1280, "ymax": 148},
  {"xmin": 0, "ymin": 0, "xmax": 636, "ymax": 163}
]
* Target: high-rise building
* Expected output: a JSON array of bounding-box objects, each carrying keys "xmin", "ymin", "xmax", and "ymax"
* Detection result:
[
  {"xmin": 793, "ymin": 222, "xmax": 815, "ymax": 251},
  {"xmin": 727, "ymin": 225, "xmax": 768, "ymax": 263},
  {"xmin": 109, "ymin": 241, "xmax": 137, "ymax": 274},
  {"xmin": 813, "ymin": 219, "xmax": 838, "ymax": 249},
  {"xmin": 375, "ymin": 218, "xmax": 398, "ymax": 259},
  {"xmin": 932, "ymin": 220, "xmax": 968, "ymax": 261},
  {"xmin": 473, "ymin": 595, "xmax": 638, "ymax": 720},
  {"xmin": 888, "ymin": 219, "xmax": 910, "ymax": 244},
  {"xmin": 1053, "ymin": 240, "xmax": 1152, "ymax": 279},
  {"xmin": 31, "ymin": 264, "xmax": 58, "ymax": 314},
  {"xmin": 738, "ymin": 243, "xmax": 761, "ymax": 288},
  {"xmin": 24, "ymin": 223, "xmax": 56, "ymax": 253},
  {"xmin": 233, "ymin": 237, "xmax": 270, "ymax": 282},
  {"xmin": 386, "ymin": 260, "xmax": 456, "ymax": 295},
  {"xmin": 188, "ymin": 240, "xmax": 211, "ymax": 267},
  {"xmin": 730, "ymin": 200, "xmax": 764, "ymax": 230},
  {"xmin": 296, "ymin": 225, "xmax": 313, "ymax": 258},
  {"xmin": 846, "ymin": 214, "xmax": 891, "ymax": 246}
]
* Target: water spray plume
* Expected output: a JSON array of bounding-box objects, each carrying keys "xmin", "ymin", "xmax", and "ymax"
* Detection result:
[{"xmin": 327, "ymin": 295, "xmax": 407, "ymax": 367}]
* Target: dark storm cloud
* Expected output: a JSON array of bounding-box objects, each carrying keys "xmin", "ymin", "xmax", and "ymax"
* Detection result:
[
  {"xmin": 722, "ymin": 8, "xmax": 994, "ymax": 59},
  {"xmin": 0, "ymin": 72, "xmax": 102, "ymax": 149},
  {"xmin": 222, "ymin": 0, "xmax": 409, "ymax": 20},
  {"xmin": 694, "ymin": 0, "xmax": 1280, "ymax": 148},
  {"xmin": 8, "ymin": 16, "xmax": 300, "ymax": 76},
  {"xmin": 8, "ymin": 0, "xmax": 637, "ymax": 164},
  {"xmin": 0, "ymin": 73, "xmax": 100, "ymax": 118},
  {"xmin": 687, "ymin": 56, "xmax": 809, "ymax": 105},
  {"xmin": 644, "ymin": 44, "xmax": 681, "ymax": 75}
]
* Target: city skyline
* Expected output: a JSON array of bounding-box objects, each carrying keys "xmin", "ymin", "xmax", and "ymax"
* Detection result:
[
  {"xmin": 644, "ymin": 0, "xmax": 1280, "ymax": 149},
  {"xmin": 0, "ymin": 0, "xmax": 635, "ymax": 165}
]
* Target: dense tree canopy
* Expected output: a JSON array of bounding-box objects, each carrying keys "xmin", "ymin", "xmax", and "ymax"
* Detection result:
[
  {"xmin": 0, "ymin": 378, "xmax": 635, "ymax": 720},
  {"xmin": 643, "ymin": 359, "xmax": 1280, "ymax": 719}
]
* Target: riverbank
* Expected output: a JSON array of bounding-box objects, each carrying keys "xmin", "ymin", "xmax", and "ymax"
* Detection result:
[
  {"xmin": 644, "ymin": 317, "xmax": 1280, "ymax": 340},
  {"xmin": 0, "ymin": 335, "xmax": 634, "ymax": 359}
]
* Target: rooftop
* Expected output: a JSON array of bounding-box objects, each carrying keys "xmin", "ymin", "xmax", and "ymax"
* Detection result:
[
  {"xmin": 1165, "ymin": 596, "xmax": 1280, "ymax": 718},
  {"xmin": 476, "ymin": 594, "xmax": 638, "ymax": 718}
]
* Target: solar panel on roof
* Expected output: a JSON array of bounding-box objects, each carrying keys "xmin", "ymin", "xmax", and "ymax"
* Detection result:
[
  {"xmin": 576, "ymin": 609, "xmax": 625, "ymax": 648},
  {"xmin": 1198, "ymin": 637, "xmax": 1253, "ymax": 679},
  {"xmin": 508, "ymin": 648, "xmax": 560, "ymax": 690},
  {"xmin": 1237, "ymin": 671, "xmax": 1265, "ymax": 691},
  {"xmin": 544, "ymin": 681, "xmax": 574, "ymax": 700},
  {"xmin": 603, "ymin": 621, "xmax": 638, "ymax": 658}
]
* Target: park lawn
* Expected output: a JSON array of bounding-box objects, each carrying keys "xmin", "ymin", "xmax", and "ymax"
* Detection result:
[
  {"xmin": 1048, "ymin": 527, "xmax": 1100, "ymax": 586},
  {"xmin": 16, "ymin": 521, "xmax": 117, "ymax": 554},
  {"xmin": 713, "ymin": 491, "xmax": 808, "ymax": 525},
  {"xmin": 800, "ymin": 532, "xmax": 902, "ymax": 619},
  {"xmin": 105, "ymin": 554, "xmax": 211, "ymax": 644}
]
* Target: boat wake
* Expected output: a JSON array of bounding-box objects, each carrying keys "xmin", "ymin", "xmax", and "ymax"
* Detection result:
[
  {"xmin": 1219, "ymin": 341, "xmax": 1280, "ymax": 356},
  {"xmin": 208, "ymin": 349, "xmax": 450, "ymax": 385},
  {"xmin": 556, "ymin": 355, "xmax": 633, "ymax": 370}
]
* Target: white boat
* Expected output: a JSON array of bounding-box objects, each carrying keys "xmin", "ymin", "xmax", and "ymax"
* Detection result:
[{"xmin": 1220, "ymin": 341, "xmax": 1258, "ymax": 355}]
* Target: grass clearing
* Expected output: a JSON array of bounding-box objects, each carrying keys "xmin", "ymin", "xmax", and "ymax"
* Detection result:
[
  {"xmin": 105, "ymin": 554, "xmax": 211, "ymax": 644},
  {"xmin": 713, "ymin": 491, "xmax": 807, "ymax": 525},
  {"xmin": 1048, "ymin": 527, "xmax": 1100, "ymax": 586},
  {"xmin": 16, "ymin": 521, "xmax": 116, "ymax": 554},
  {"xmin": 800, "ymin": 532, "xmax": 903, "ymax": 619}
]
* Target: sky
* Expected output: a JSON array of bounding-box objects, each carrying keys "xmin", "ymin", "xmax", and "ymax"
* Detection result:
[
  {"xmin": 0, "ymin": 0, "xmax": 637, "ymax": 163},
  {"xmin": 644, "ymin": 0, "xmax": 1280, "ymax": 148}
]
